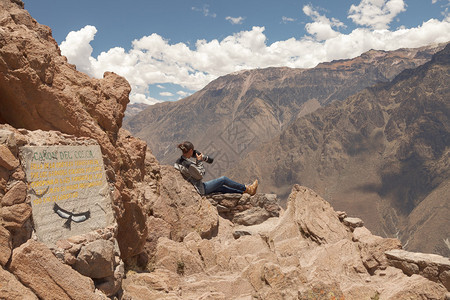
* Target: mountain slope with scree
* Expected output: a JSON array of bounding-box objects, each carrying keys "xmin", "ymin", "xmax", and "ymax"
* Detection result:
[
  {"xmin": 227, "ymin": 43, "xmax": 450, "ymax": 257},
  {"xmin": 124, "ymin": 44, "xmax": 444, "ymax": 180}
]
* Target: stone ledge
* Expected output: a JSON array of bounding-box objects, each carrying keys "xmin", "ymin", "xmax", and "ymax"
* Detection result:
[
  {"xmin": 343, "ymin": 217, "xmax": 364, "ymax": 230},
  {"xmin": 205, "ymin": 193, "xmax": 281, "ymax": 226},
  {"xmin": 385, "ymin": 249, "xmax": 450, "ymax": 291}
]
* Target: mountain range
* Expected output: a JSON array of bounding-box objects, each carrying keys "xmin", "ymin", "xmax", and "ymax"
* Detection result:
[
  {"xmin": 125, "ymin": 43, "xmax": 449, "ymax": 256},
  {"xmin": 227, "ymin": 43, "xmax": 450, "ymax": 257},
  {"xmin": 124, "ymin": 44, "xmax": 445, "ymax": 180},
  {"xmin": 124, "ymin": 103, "xmax": 149, "ymax": 121}
]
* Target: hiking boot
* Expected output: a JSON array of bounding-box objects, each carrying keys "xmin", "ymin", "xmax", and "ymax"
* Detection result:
[{"xmin": 244, "ymin": 179, "xmax": 258, "ymax": 196}]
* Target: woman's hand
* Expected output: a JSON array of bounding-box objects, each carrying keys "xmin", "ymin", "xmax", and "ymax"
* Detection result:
[{"xmin": 196, "ymin": 152, "xmax": 203, "ymax": 161}]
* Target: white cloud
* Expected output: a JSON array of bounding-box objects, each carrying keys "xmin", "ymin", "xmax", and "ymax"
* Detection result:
[
  {"xmin": 192, "ymin": 5, "xmax": 216, "ymax": 18},
  {"xmin": 303, "ymin": 5, "xmax": 345, "ymax": 40},
  {"xmin": 348, "ymin": 0, "xmax": 407, "ymax": 29},
  {"xmin": 130, "ymin": 93, "xmax": 161, "ymax": 105},
  {"xmin": 61, "ymin": 17, "xmax": 450, "ymax": 105},
  {"xmin": 60, "ymin": 25, "xmax": 97, "ymax": 74},
  {"xmin": 282, "ymin": 16, "xmax": 296, "ymax": 23},
  {"xmin": 160, "ymin": 92, "xmax": 174, "ymax": 97},
  {"xmin": 443, "ymin": 3, "xmax": 450, "ymax": 21},
  {"xmin": 432, "ymin": 0, "xmax": 438, "ymax": 3},
  {"xmin": 177, "ymin": 91, "xmax": 190, "ymax": 97},
  {"xmin": 156, "ymin": 84, "xmax": 165, "ymax": 89},
  {"xmin": 226, "ymin": 16, "xmax": 245, "ymax": 25}
]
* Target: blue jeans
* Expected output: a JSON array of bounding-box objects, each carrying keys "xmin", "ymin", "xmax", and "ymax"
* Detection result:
[{"xmin": 203, "ymin": 176, "xmax": 246, "ymax": 195}]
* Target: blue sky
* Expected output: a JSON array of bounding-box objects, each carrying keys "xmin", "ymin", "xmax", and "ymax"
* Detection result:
[{"xmin": 24, "ymin": 0, "xmax": 450, "ymax": 104}]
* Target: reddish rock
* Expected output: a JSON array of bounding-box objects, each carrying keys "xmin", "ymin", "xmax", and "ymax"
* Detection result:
[
  {"xmin": 63, "ymin": 252, "xmax": 77, "ymax": 265},
  {"xmin": 0, "ymin": 128, "xmax": 19, "ymax": 150},
  {"xmin": 117, "ymin": 200, "xmax": 148, "ymax": 259},
  {"xmin": 1, "ymin": 181, "xmax": 27, "ymax": 206},
  {"xmin": 120, "ymin": 183, "xmax": 448, "ymax": 299},
  {"xmin": 0, "ymin": 265, "xmax": 38, "ymax": 300},
  {"xmin": 386, "ymin": 249, "xmax": 450, "ymax": 291},
  {"xmin": 232, "ymin": 207, "xmax": 271, "ymax": 226},
  {"xmin": 0, "ymin": 0, "xmax": 129, "ymax": 171},
  {"xmin": 0, "ymin": 167, "xmax": 9, "ymax": 192},
  {"xmin": 353, "ymin": 226, "xmax": 402, "ymax": 273},
  {"xmin": 73, "ymin": 239, "xmax": 115, "ymax": 279},
  {"xmin": 0, "ymin": 1, "xmax": 448, "ymax": 299},
  {"xmin": 0, "ymin": 145, "xmax": 19, "ymax": 170},
  {"xmin": 0, "ymin": 225, "xmax": 12, "ymax": 266},
  {"xmin": 152, "ymin": 166, "xmax": 219, "ymax": 242},
  {"xmin": 55, "ymin": 239, "xmax": 72, "ymax": 250},
  {"xmin": 274, "ymin": 185, "xmax": 350, "ymax": 245},
  {"xmin": 67, "ymin": 235, "xmax": 87, "ymax": 244},
  {"xmin": 122, "ymin": 269, "xmax": 181, "ymax": 299},
  {"xmin": 0, "ymin": 203, "xmax": 32, "ymax": 229},
  {"xmin": 96, "ymin": 262, "xmax": 124, "ymax": 297},
  {"xmin": 144, "ymin": 216, "xmax": 172, "ymax": 258},
  {"xmin": 154, "ymin": 237, "xmax": 205, "ymax": 276},
  {"xmin": 0, "ymin": 0, "xmax": 147, "ymax": 258},
  {"xmin": 343, "ymin": 217, "xmax": 364, "ymax": 230},
  {"xmin": 9, "ymin": 239, "xmax": 102, "ymax": 300},
  {"xmin": 10, "ymin": 167, "xmax": 25, "ymax": 181},
  {"xmin": 440, "ymin": 270, "xmax": 450, "ymax": 291},
  {"xmin": 206, "ymin": 193, "xmax": 281, "ymax": 225},
  {"xmin": 116, "ymin": 128, "xmax": 147, "ymax": 188}
]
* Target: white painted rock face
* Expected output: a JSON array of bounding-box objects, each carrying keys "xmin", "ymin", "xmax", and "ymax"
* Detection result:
[{"xmin": 20, "ymin": 144, "xmax": 115, "ymax": 246}]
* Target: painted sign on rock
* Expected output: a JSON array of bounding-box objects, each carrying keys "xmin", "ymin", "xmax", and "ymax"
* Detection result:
[{"xmin": 20, "ymin": 145, "xmax": 115, "ymax": 245}]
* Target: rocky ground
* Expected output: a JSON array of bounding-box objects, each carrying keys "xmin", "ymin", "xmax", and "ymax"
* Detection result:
[{"xmin": 121, "ymin": 185, "xmax": 449, "ymax": 299}]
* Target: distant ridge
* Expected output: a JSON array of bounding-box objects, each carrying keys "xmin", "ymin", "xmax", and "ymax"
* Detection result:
[
  {"xmin": 227, "ymin": 43, "xmax": 450, "ymax": 257},
  {"xmin": 124, "ymin": 43, "xmax": 445, "ymax": 181},
  {"xmin": 124, "ymin": 103, "xmax": 149, "ymax": 122}
]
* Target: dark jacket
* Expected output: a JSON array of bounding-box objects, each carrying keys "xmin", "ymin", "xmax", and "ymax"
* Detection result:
[{"xmin": 174, "ymin": 156, "xmax": 206, "ymax": 195}]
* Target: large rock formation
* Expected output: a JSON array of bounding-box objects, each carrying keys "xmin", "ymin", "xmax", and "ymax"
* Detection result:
[
  {"xmin": 9, "ymin": 239, "xmax": 103, "ymax": 300},
  {"xmin": 228, "ymin": 43, "xmax": 450, "ymax": 257},
  {"xmin": 0, "ymin": 125, "xmax": 126, "ymax": 297},
  {"xmin": 150, "ymin": 165, "xmax": 219, "ymax": 242},
  {"xmin": 0, "ymin": 0, "xmax": 148, "ymax": 297},
  {"xmin": 124, "ymin": 43, "xmax": 445, "ymax": 180},
  {"xmin": 0, "ymin": 0, "xmax": 151, "ymax": 260}
]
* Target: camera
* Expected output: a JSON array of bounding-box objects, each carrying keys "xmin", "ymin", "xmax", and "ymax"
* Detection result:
[{"xmin": 193, "ymin": 150, "xmax": 214, "ymax": 164}]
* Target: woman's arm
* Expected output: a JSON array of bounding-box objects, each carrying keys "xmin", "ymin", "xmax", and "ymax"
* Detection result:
[{"xmin": 174, "ymin": 158, "xmax": 205, "ymax": 180}]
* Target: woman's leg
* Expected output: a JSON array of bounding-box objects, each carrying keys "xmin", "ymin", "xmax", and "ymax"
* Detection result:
[
  {"xmin": 214, "ymin": 186, "xmax": 245, "ymax": 194},
  {"xmin": 204, "ymin": 176, "xmax": 246, "ymax": 195},
  {"xmin": 220, "ymin": 176, "xmax": 246, "ymax": 191}
]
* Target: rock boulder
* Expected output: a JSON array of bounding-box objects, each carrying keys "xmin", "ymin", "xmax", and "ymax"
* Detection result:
[
  {"xmin": 0, "ymin": 225, "xmax": 11, "ymax": 266},
  {"xmin": 73, "ymin": 239, "xmax": 115, "ymax": 279},
  {"xmin": 386, "ymin": 249, "xmax": 450, "ymax": 291},
  {"xmin": 9, "ymin": 239, "xmax": 102, "ymax": 300},
  {"xmin": 1, "ymin": 181, "xmax": 27, "ymax": 206},
  {"xmin": 0, "ymin": 265, "xmax": 38, "ymax": 300},
  {"xmin": 151, "ymin": 166, "xmax": 219, "ymax": 241},
  {"xmin": 206, "ymin": 192, "xmax": 281, "ymax": 226},
  {"xmin": 271, "ymin": 185, "xmax": 350, "ymax": 245}
]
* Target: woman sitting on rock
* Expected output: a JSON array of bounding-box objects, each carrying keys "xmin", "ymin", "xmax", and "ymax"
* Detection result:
[{"xmin": 174, "ymin": 141, "xmax": 258, "ymax": 196}]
